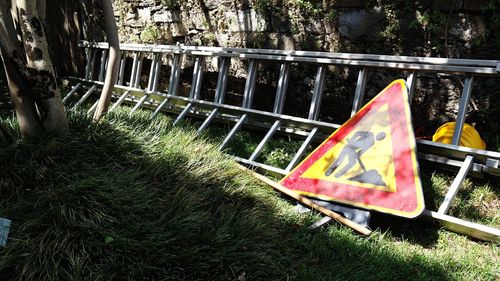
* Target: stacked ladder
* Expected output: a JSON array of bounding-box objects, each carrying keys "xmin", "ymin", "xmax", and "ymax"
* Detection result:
[{"xmin": 65, "ymin": 41, "xmax": 500, "ymax": 242}]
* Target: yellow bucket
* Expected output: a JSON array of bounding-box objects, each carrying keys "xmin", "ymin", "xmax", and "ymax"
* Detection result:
[{"xmin": 432, "ymin": 122, "xmax": 486, "ymax": 150}]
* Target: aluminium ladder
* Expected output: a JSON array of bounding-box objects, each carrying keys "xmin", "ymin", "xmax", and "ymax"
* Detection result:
[{"xmin": 65, "ymin": 41, "xmax": 500, "ymax": 242}]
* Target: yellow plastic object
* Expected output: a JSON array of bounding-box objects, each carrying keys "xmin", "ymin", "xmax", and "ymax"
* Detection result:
[{"xmin": 432, "ymin": 122, "xmax": 486, "ymax": 150}]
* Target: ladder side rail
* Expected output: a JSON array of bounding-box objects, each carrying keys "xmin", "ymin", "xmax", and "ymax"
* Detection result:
[
  {"xmin": 181, "ymin": 51, "xmax": 500, "ymax": 75},
  {"xmin": 169, "ymin": 49, "xmax": 500, "ymax": 75},
  {"xmin": 81, "ymin": 41, "xmax": 500, "ymax": 69},
  {"xmin": 423, "ymin": 210, "xmax": 500, "ymax": 242},
  {"xmin": 202, "ymin": 46, "xmax": 500, "ymax": 68}
]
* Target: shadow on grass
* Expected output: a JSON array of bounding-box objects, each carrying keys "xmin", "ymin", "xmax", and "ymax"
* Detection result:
[{"xmin": 0, "ymin": 109, "xmax": 460, "ymax": 280}]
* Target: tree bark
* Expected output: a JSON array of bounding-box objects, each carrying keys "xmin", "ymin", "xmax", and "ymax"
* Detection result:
[
  {"xmin": 16, "ymin": 0, "xmax": 68, "ymax": 134},
  {"xmin": 0, "ymin": 1, "xmax": 41, "ymax": 138},
  {"xmin": 45, "ymin": 0, "xmax": 83, "ymax": 77},
  {"xmin": 0, "ymin": 0, "xmax": 69, "ymax": 138},
  {"xmin": 92, "ymin": 0, "xmax": 120, "ymax": 123}
]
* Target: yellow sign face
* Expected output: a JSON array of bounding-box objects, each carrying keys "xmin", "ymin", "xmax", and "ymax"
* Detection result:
[{"xmin": 301, "ymin": 104, "xmax": 396, "ymax": 192}]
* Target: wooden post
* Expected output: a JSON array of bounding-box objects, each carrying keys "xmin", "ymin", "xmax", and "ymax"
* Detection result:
[{"xmin": 237, "ymin": 164, "xmax": 372, "ymax": 236}]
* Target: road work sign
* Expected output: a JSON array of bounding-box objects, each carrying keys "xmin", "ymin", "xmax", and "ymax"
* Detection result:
[{"xmin": 281, "ymin": 80, "xmax": 425, "ymax": 218}]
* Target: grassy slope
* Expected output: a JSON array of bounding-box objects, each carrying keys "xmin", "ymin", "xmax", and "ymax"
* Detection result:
[{"xmin": 0, "ymin": 109, "xmax": 498, "ymax": 281}]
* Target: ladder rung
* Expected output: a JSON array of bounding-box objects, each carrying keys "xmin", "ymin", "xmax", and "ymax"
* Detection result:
[
  {"xmin": 452, "ymin": 75, "xmax": 474, "ymax": 145},
  {"xmin": 88, "ymin": 99, "xmax": 99, "ymax": 114},
  {"xmin": 98, "ymin": 50, "xmax": 109, "ymax": 82},
  {"xmin": 189, "ymin": 56, "xmax": 205, "ymax": 99},
  {"xmin": 152, "ymin": 54, "xmax": 182, "ymax": 118},
  {"xmin": 406, "ymin": 71, "xmax": 417, "ymax": 102},
  {"xmin": 273, "ymin": 62, "xmax": 290, "ymax": 114},
  {"xmin": 242, "ymin": 60, "xmax": 258, "ymax": 109},
  {"xmin": 84, "ymin": 49, "xmax": 93, "ymax": 80},
  {"xmin": 286, "ymin": 127, "xmax": 319, "ymax": 172},
  {"xmin": 197, "ymin": 109, "xmax": 219, "ymax": 134},
  {"xmin": 197, "ymin": 58, "xmax": 231, "ymax": 133},
  {"xmin": 117, "ymin": 51, "xmax": 127, "ymax": 85},
  {"xmin": 249, "ymin": 120, "xmax": 281, "ymax": 161},
  {"xmin": 62, "ymin": 83, "xmax": 82, "ymax": 104},
  {"xmin": 350, "ymin": 67, "xmax": 368, "ymax": 117},
  {"xmin": 308, "ymin": 66, "xmax": 327, "ymax": 120},
  {"xmin": 173, "ymin": 104, "xmax": 193, "ymax": 126},
  {"xmin": 214, "ymin": 57, "xmax": 231, "ymax": 104},
  {"xmin": 73, "ymin": 85, "xmax": 97, "ymax": 109},
  {"xmin": 110, "ymin": 90, "xmax": 131, "ymax": 111},
  {"xmin": 233, "ymin": 156, "xmax": 287, "ymax": 175},
  {"xmin": 219, "ymin": 114, "xmax": 249, "ymax": 151},
  {"xmin": 437, "ymin": 155, "xmax": 475, "ymax": 214}
]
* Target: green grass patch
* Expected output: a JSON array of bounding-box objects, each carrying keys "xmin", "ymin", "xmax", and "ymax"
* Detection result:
[{"xmin": 0, "ymin": 108, "xmax": 498, "ymax": 280}]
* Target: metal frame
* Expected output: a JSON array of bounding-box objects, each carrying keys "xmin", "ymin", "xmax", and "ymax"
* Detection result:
[{"xmin": 65, "ymin": 41, "xmax": 500, "ymax": 242}]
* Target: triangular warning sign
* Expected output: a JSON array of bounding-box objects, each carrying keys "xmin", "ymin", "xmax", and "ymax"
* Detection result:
[{"xmin": 280, "ymin": 80, "xmax": 425, "ymax": 218}]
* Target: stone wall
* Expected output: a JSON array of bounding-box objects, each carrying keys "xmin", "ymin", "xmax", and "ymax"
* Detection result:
[
  {"xmin": 112, "ymin": 0, "xmax": 498, "ymax": 59},
  {"xmin": 105, "ymin": 0, "xmax": 500, "ymax": 147}
]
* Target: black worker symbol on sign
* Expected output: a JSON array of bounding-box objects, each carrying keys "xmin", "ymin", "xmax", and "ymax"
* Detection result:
[{"xmin": 325, "ymin": 131, "xmax": 387, "ymax": 187}]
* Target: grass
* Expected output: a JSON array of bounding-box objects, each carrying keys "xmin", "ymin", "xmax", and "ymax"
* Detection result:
[{"xmin": 0, "ymin": 108, "xmax": 499, "ymax": 280}]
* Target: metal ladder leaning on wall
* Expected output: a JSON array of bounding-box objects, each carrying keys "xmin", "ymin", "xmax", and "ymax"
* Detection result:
[{"xmin": 65, "ymin": 41, "xmax": 500, "ymax": 242}]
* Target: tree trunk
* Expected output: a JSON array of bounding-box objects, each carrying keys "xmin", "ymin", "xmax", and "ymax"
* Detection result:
[
  {"xmin": 16, "ymin": 0, "xmax": 68, "ymax": 134},
  {"xmin": 92, "ymin": 0, "xmax": 120, "ymax": 123},
  {"xmin": 0, "ymin": 1, "xmax": 41, "ymax": 138},
  {"xmin": 0, "ymin": 0, "xmax": 68, "ymax": 138}
]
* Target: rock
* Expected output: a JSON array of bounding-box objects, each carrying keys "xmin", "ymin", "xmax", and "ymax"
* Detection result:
[
  {"xmin": 338, "ymin": 7, "xmax": 384, "ymax": 39},
  {"xmin": 137, "ymin": 7, "xmax": 152, "ymax": 23},
  {"xmin": 169, "ymin": 22, "xmax": 187, "ymax": 37},
  {"xmin": 271, "ymin": 15, "xmax": 292, "ymax": 33},
  {"xmin": 226, "ymin": 9, "xmax": 268, "ymax": 33},
  {"xmin": 153, "ymin": 10, "xmax": 181, "ymax": 23},
  {"xmin": 304, "ymin": 19, "xmax": 324, "ymax": 35},
  {"xmin": 204, "ymin": 0, "xmax": 232, "ymax": 10}
]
